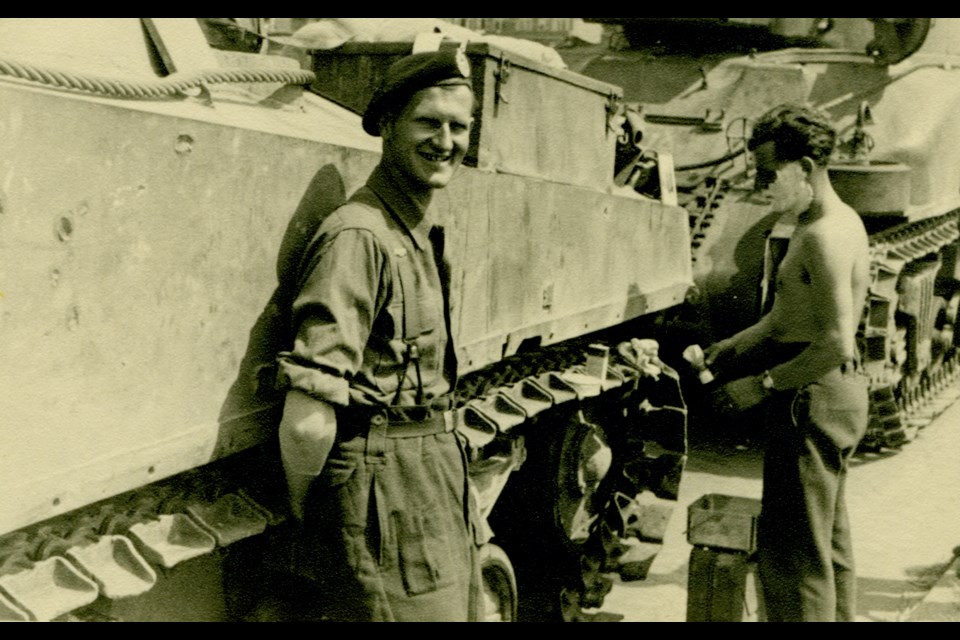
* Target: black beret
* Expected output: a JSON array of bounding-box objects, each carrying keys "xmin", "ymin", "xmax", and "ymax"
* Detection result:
[{"xmin": 362, "ymin": 49, "xmax": 473, "ymax": 137}]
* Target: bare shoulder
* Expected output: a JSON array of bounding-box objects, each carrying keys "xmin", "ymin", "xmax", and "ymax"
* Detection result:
[
  {"xmin": 805, "ymin": 202, "xmax": 868, "ymax": 251},
  {"xmin": 793, "ymin": 205, "xmax": 869, "ymax": 279}
]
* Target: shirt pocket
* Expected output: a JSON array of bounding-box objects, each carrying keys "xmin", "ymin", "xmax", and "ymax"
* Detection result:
[
  {"xmin": 409, "ymin": 288, "xmax": 443, "ymax": 386},
  {"xmin": 375, "ymin": 285, "xmax": 442, "ymax": 395},
  {"xmin": 393, "ymin": 505, "xmax": 456, "ymax": 596},
  {"xmin": 371, "ymin": 299, "xmax": 407, "ymax": 380}
]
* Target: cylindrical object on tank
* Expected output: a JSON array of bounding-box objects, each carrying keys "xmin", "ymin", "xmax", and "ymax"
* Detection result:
[{"xmin": 828, "ymin": 162, "xmax": 912, "ymax": 216}]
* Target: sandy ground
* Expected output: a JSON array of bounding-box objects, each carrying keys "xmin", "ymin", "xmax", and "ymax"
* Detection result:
[{"xmin": 593, "ymin": 395, "xmax": 960, "ymax": 622}]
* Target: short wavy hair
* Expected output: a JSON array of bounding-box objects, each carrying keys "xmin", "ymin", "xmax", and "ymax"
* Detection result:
[{"xmin": 748, "ymin": 103, "xmax": 837, "ymax": 167}]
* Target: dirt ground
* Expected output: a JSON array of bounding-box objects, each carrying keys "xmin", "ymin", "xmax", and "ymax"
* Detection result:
[{"xmin": 593, "ymin": 394, "xmax": 960, "ymax": 622}]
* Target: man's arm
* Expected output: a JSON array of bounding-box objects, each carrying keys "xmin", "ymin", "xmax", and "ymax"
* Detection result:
[
  {"xmin": 279, "ymin": 390, "xmax": 337, "ymax": 522},
  {"xmin": 702, "ymin": 312, "xmax": 777, "ymax": 412},
  {"xmin": 704, "ymin": 312, "xmax": 776, "ymax": 376},
  {"xmin": 275, "ymin": 226, "xmax": 386, "ymax": 520}
]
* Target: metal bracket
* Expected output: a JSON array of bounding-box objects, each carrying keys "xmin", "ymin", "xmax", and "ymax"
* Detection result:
[
  {"xmin": 66, "ymin": 535, "xmax": 157, "ymax": 600},
  {"xmin": 469, "ymin": 392, "xmax": 527, "ymax": 434},
  {"xmin": 127, "ymin": 514, "xmax": 217, "ymax": 570},
  {"xmin": 531, "ymin": 371, "xmax": 579, "ymax": 404},
  {"xmin": 606, "ymin": 92, "xmax": 624, "ymax": 137},
  {"xmin": 0, "ymin": 556, "xmax": 98, "ymax": 621},
  {"xmin": 499, "ymin": 379, "xmax": 553, "ymax": 419},
  {"xmin": 457, "ymin": 405, "xmax": 498, "ymax": 449},
  {"xmin": 186, "ymin": 493, "xmax": 269, "ymax": 547},
  {"xmin": 0, "ymin": 589, "xmax": 30, "ymax": 622},
  {"xmin": 493, "ymin": 55, "xmax": 512, "ymax": 116}
]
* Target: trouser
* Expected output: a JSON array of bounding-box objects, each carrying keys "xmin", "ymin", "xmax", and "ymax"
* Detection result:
[
  {"xmin": 757, "ymin": 364, "xmax": 868, "ymax": 622},
  {"xmin": 299, "ymin": 422, "xmax": 482, "ymax": 622}
]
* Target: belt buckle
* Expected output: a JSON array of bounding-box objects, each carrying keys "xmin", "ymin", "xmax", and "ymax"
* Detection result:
[{"xmin": 443, "ymin": 410, "xmax": 457, "ymax": 433}]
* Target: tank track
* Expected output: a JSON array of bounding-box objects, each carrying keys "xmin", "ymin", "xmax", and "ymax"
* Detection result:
[
  {"xmin": 860, "ymin": 210, "xmax": 960, "ymax": 449},
  {"xmin": 0, "ymin": 448, "xmax": 285, "ymax": 621},
  {"xmin": 0, "ymin": 335, "xmax": 688, "ymax": 622},
  {"xmin": 456, "ymin": 335, "xmax": 688, "ymax": 621}
]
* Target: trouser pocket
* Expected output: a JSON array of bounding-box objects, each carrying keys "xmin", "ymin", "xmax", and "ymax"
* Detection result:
[
  {"xmin": 792, "ymin": 371, "xmax": 868, "ymax": 452},
  {"xmin": 394, "ymin": 507, "xmax": 454, "ymax": 596}
]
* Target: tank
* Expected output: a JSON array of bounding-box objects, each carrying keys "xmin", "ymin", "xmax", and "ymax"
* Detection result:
[
  {"xmin": 0, "ymin": 19, "xmax": 692, "ymax": 621},
  {"xmin": 582, "ymin": 17, "xmax": 960, "ymax": 450}
]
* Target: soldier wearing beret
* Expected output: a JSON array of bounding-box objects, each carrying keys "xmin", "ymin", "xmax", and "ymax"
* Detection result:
[{"xmin": 274, "ymin": 49, "xmax": 481, "ymax": 621}]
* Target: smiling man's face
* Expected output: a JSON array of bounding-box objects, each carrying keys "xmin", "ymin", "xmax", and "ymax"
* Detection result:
[{"xmin": 380, "ymin": 84, "xmax": 474, "ymax": 192}]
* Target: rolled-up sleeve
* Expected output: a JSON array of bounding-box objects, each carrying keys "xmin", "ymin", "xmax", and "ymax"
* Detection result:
[{"xmin": 276, "ymin": 228, "xmax": 386, "ymax": 406}]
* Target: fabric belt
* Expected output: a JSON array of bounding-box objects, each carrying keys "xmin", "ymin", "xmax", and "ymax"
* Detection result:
[
  {"xmin": 337, "ymin": 402, "xmax": 455, "ymax": 439},
  {"xmin": 768, "ymin": 340, "xmax": 861, "ymax": 378}
]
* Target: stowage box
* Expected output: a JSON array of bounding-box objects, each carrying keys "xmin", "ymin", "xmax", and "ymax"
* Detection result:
[
  {"xmin": 311, "ymin": 41, "xmax": 623, "ymax": 191},
  {"xmin": 687, "ymin": 493, "xmax": 762, "ymax": 554}
]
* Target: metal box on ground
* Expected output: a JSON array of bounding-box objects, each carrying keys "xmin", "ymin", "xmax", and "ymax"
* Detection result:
[
  {"xmin": 687, "ymin": 546, "xmax": 753, "ymax": 622},
  {"xmin": 687, "ymin": 493, "xmax": 761, "ymax": 554},
  {"xmin": 311, "ymin": 41, "xmax": 623, "ymax": 191}
]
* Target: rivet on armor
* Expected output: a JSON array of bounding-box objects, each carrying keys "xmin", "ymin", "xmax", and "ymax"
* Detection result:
[
  {"xmin": 174, "ymin": 134, "xmax": 194, "ymax": 155},
  {"xmin": 54, "ymin": 216, "xmax": 73, "ymax": 242}
]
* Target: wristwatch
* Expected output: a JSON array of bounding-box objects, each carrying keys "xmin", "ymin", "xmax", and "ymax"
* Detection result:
[{"xmin": 761, "ymin": 370, "xmax": 776, "ymax": 392}]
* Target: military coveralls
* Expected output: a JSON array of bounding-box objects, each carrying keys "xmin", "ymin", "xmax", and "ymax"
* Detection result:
[
  {"xmin": 276, "ymin": 165, "xmax": 481, "ymax": 622},
  {"xmin": 756, "ymin": 343, "xmax": 868, "ymax": 622}
]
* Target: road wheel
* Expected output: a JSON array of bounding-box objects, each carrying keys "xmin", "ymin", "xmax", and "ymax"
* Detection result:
[{"xmin": 479, "ymin": 543, "xmax": 518, "ymax": 622}]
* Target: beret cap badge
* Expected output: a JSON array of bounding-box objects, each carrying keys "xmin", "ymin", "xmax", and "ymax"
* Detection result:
[
  {"xmin": 362, "ymin": 49, "xmax": 473, "ymax": 137},
  {"xmin": 454, "ymin": 48, "xmax": 471, "ymax": 79}
]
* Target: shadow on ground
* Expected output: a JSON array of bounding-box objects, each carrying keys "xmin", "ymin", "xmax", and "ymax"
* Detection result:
[
  {"xmin": 857, "ymin": 561, "xmax": 952, "ymax": 621},
  {"xmin": 684, "ymin": 441, "xmax": 764, "ymax": 481}
]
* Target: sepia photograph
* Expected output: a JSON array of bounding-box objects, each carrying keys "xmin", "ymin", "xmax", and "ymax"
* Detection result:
[{"xmin": 0, "ymin": 17, "xmax": 958, "ymax": 622}]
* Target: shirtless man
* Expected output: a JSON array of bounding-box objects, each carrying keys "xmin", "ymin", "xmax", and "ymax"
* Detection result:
[{"xmin": 705, "ymin": 103, "xmax": 871, "ymax": 621}]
